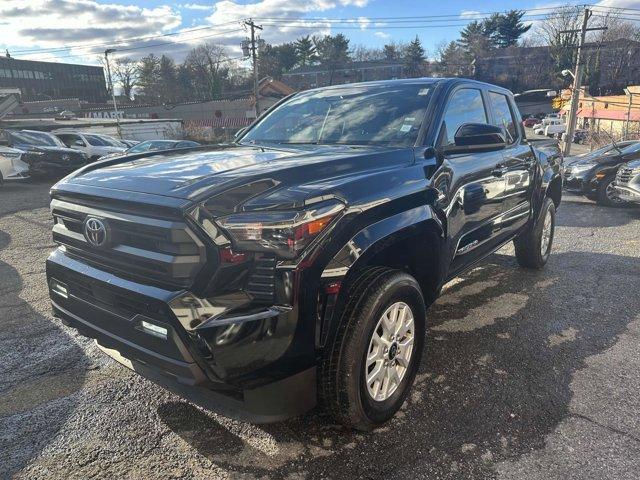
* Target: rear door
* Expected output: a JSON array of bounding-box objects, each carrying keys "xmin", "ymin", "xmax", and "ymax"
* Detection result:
[
  {"xmin": 488, "ymin": 90, "xmax": 534, "ymax": 235},
  {"xmin": 434, "ymin": 86, "xmax": 507, "ymax": 274}
]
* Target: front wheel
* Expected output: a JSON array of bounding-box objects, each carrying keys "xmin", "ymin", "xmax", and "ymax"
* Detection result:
[
  {"xmin": 514, "ymin": 197, "xmax": 556, "ymax": 269},
  {"xmin": 319, "ymin": 268, "xmax": 426, "ymax": 431},
  {"xmin": 596, "ymin": 175, "xmax": 626, "ymax": 207}
]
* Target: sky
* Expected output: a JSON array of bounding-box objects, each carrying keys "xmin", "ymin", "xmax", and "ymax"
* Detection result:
[{"xmin": 0, "ymin": 0, "xmax": 639, "ymax": 66}]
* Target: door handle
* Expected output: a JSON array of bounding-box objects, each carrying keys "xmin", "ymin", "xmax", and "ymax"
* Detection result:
[{"xmin": 491, "ymin": 164, "xmax": 508, "ymax": 177}]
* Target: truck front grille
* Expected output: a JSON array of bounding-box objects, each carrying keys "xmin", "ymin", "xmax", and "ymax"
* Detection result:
[{"xmin": 51, "ymin": 199, "xmax": 206, "ymax": 289}]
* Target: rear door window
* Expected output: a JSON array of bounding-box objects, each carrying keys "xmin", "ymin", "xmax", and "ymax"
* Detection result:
[{"xmin": 489, "ymin": 92, "xmax": 517, "ymax": 144}]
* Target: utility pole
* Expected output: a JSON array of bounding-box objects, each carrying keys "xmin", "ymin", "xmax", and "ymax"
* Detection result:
[
  {"xmin": 104, "ymin": 48, "xmax": 122, "ymax": 139},
  {"xmin": 624, "ymin": 88, "xmax": 633, "ymax": 140},
  {"xmin": 562, "ymin": 8, "xmax": 590, "ymax": 156},
  {"xmin": 243, "ymin": 19, "xmax": 263, "ymax": 118},
  {"xmin": 561, "ymin": 7, "xmax": 606, "ymax": 156}
]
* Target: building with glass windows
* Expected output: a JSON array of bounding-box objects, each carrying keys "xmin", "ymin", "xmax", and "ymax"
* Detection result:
[{"xmin": 0, "ymin": 56, "xmax": 107, "ymax": 103}]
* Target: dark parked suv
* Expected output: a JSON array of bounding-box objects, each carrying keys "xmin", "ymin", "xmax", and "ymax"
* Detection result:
[
  {"xmin": 563, "ymin": 140, "xmax": 640, "ymax": 206},
  {"xmin": 47, "ymin": 79, "xmax": 562, "ymax": 430},
  {"xmin": 0, "ymin": 129, "xmax": 88, "ymax": 176}
]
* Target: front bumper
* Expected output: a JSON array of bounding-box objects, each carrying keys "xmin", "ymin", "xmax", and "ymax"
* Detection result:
[
  {"xmin": 47, "ymin": 249, "xmax": 317, "ymax": 422},
  {"xmin": 563, "ymin": 168, "xmax": 596, "ymax": 194},
  {"xmin": 614, "ymin": 185, "xmax": 640, "ymax": 203}
]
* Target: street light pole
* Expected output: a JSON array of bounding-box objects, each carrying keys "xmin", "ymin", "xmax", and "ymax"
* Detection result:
[{"xmin": 104, "ymin": 48, "xmax": 122, "ymax": 139}]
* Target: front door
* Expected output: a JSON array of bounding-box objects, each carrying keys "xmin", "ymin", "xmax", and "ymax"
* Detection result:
[{"xmin": 431, "ymin": 87, "xmax": 507, "ymax": 275}]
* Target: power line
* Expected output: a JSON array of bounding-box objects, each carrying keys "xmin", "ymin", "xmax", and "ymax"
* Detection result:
[
  {"xmin": 6, "ymin": 3, "xmax": 638, "ymax": 62},
  {"xmin": 16, "ymin": 29, "xmax": 245, "ymax": 61},
  {"xmin": 9, "ymin": 21, "xmax": 243, "ymax": 55}
]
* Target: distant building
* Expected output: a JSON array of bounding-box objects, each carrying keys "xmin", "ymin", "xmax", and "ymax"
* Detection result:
[
  {"xmin": 0, "ymin": 56, "xmax": 107, "ymax": 103},
  {"xmin": 283, "ymin": 60, "xmax": 407, "ymax": 90},
  {"xmin": 514, "ymin": 89, "xmax": 556, "ymax": 117},
  {"xmin": 561, "ymin": 85, "xmax": 640, "ymax": 137},
  {"xmin": 79, "ymin": 77, "xmax": 295, "ymax": 141}
]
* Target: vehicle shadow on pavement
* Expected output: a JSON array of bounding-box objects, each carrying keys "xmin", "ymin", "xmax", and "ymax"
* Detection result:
[
  {"xmin": 157, "ymin": 249, "xmax": 640, "ymax": 479},
  {"xmin": 556, "ymin": 199, "xmax": 640, "ymax": 228},
  {"xmin": 0, "ymin": 228, "xmax": 90, "ymax": 478}
]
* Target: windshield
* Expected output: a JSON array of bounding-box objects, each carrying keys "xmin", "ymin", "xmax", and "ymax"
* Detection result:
[
  {"xmin": 620, "ymin": 141, "xmax": 640, "ymax": 155},
  {"xmin": 96, "ymin": 135, "xmax": 126, "ymax": 147},
  {"xmin": 11, "ymin": 131, "xmax": 61, "ymax": 147},
  {"xmin": 84, "ymin": 134, "xmax": 111, "ymax": 146},
  {"xmin": 241, "ymin": 83, "xmax": 433, "ymax": 147},
  {"xmin": 127, "ymin": 140, "xmax": 175, "ymax": 153}
]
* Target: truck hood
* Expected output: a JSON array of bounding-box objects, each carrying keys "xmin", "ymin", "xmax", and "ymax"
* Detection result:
[{"xmin": 57, "ymin": 144, "xmax": 415, "ymax": 204}]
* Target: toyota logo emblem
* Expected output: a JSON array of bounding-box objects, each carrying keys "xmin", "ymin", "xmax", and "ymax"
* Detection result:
[{"xmin": 84, "ymin": 217, "xmax": 109, "ymax": 247}]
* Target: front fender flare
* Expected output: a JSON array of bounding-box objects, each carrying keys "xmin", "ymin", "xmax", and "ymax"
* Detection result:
[{"xmin": 316, "ymin": 205, "xmax": 445, "ymax": 348}]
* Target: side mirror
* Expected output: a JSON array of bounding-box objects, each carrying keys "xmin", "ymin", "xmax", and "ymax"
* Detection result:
[
  {"xmin": 73, "ymin": 139, "xmax": 85, "ymax": 147},
  {"xmin": 445, "ymin": 123, "xmax": 506, "ymax": 154}
]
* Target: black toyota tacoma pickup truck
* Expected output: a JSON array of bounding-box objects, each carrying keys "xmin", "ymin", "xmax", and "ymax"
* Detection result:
[{"xmin": 47, "ymin": 79, "xmax": 562, "ymax": 430}]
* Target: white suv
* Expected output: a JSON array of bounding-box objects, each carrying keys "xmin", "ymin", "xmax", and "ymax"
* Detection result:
[{"xmin": 54, "ymin": 131, "xmax": 126, "ymax": 161}]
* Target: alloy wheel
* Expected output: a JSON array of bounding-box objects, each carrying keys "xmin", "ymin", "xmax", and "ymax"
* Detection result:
[
  {"xmin": 540, "ymin": 208, "xmax": 553, "ymax": 257},
  {"xmin": 365, "ymin": 302, "xmax": 415, "ymax": 402}
]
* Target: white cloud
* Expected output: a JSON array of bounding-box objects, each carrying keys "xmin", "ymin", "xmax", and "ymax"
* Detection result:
[
  {"xmin": 374, "ymin": 31, "xmax": 391, "ymax": 40},
  {"xmin": 206, "ymin": 0, "xmax": 368, "ymax": 50},
  {"xmin": 459, "ymin": 10, "xmax": 482, "ymax": 19},
  {"xmin": 0, "ymin": 0, "xmax": 370, "ymax": 64},
  {"xmin": 181, "ymin": 3, "xmax": 213, "ymax": 10},
  {"xmin": 1, "ymin": 0, "xmax": 182, "ymax": 62}
]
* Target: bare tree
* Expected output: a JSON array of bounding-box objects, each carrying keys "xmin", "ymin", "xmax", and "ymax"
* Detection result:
[
  {"xmin": 113, "ymin": 57, "xmax": 138, "ymax": 101},
  {"xmin": 587, "ymin": 12, "xmax": 640, "ymax": 93},
  {"xmin": 351, "ymin": 44, "xmax": 384, "ymax": 62},
  {"xmin": 184, "ymin": 42, "xmax": 230, "ymax": 100},
  {"xmin": 535, "ymin": 6, "xmax": 582, "ymax": 83}
]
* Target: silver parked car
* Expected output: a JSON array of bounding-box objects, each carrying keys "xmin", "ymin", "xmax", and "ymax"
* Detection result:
[
  {"xmin": 0, "ymin": 146, "xmax": 29, "ymax": 185},
  {"xmin": 614, "ymin": 160, "xmax": 640, "ymax": 205}
]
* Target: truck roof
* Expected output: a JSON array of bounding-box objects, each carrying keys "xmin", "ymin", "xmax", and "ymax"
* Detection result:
[{"xmin": 299, "ymin": 77, "xmax": 514, "ymax": 96}]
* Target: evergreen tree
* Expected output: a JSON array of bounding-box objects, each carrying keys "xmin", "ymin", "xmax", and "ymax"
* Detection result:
[
  {"xmin": 404, "ymin": 36, "xmax": 425, "ymax": 77},
  {"xmin": 294, "ymin": 35, "xmax": 317, "ymax": 66},
  {"xmin": 158, "ymin": 55, "xmax": 178, "ymax": 103},
  {"xmin": 259, "ymin": 42, "xmax": 298, "ymax": 78},
  {"xmin": 438, "ymin": 41, "xmax": 468, "ymax": 77},
  {"xmin": 314, "ymin": 34, "xmax": 350, "ymax": 85},
  {"xmin": 494, "ymin": 10, "xmax": 531, "ymax": 48},
  {"xmin": 137, "ymin": 54, "xmax": 161, "ymax": 101}
]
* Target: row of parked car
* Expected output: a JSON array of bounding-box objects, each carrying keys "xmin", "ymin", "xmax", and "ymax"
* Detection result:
[
  {"xmin": 0, "ymin": 129, "xmax": 200, "ymax": 185},
  {"xmin": 564, "ymin": 140, "xmax": 640, "ymax": 207}
]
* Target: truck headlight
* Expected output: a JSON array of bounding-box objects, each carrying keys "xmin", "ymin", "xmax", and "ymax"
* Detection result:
[
  {"xmin": 215, "ymin": 201, "xmax": 344, "ymax": 259},
  {"xmin": 571, "ymin": 161, "xmax": 597, "ymax": 173}
]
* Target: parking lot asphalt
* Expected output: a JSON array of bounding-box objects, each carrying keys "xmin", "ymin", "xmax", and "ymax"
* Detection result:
[{"xmin": 1, "ymin": 180, "xmax": 639, "ymax": 480}]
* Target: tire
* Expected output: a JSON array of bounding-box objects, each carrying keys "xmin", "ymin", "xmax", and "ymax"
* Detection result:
[
  {"xmin": 584, "ymin": 192, "xmax": 598, "ymax": 201},
  {"xmin": 596, "ymin": 175, "xmax": 626, "ymax": 207},
  {"xmin": 319, "ymin": 267, "xmax": 426, "ymax": 431},
  {"xmin": 514, "ymin": 197, "xmax": 555, "ymax": 269}
]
